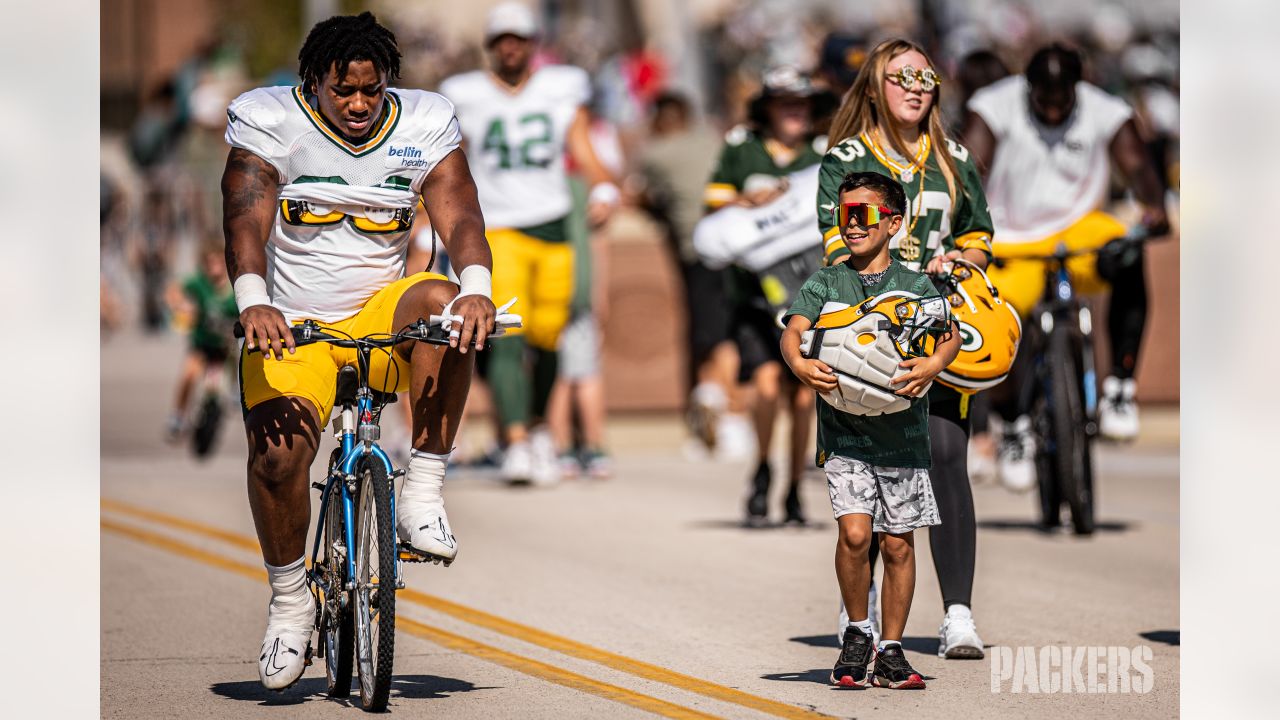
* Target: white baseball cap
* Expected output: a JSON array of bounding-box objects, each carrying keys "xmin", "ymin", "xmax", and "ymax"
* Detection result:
[{"xmin": 485, "ymin": 2, "xmax": 540, "ymax": 44}]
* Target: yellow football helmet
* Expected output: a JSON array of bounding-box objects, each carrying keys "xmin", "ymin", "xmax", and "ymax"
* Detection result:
[
  {"xmin": 934, "ymin": 259, "xmax": 1022, "ymax": 392},
  {"xmin": 800, "ymin": 291, "xmax": 951, "ymax": 416}
]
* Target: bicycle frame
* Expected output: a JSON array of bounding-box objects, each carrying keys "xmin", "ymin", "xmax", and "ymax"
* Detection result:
[
  {"xmin": 308, "ymin": 353, "xmax": 403, "ymax": 604},
  {"xmin": 1030, "ymin": 243, "xmax": 1100, "ymax": 427}
]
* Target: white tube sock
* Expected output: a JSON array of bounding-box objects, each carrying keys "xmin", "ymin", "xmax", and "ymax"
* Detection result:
[
  {"xmin": 401, "ymin": 450, "xmax": 450, "ymax": 509},
  {"xmin": 849, "ymin": 618, "xmax": 875, "ymax": 636},
  {"xmin": 264, "ymin": 556, "xmax": 312, "ymax": 629}
]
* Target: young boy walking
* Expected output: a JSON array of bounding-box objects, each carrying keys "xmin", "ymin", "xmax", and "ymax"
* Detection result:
[{"xmin": 781, "ymin": 172, "xmax": 961, "ymax": 689}]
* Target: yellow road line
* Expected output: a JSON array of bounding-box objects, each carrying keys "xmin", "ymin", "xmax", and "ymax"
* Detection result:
[
  {"xmin": 102, "ymin": 498, "xmax": 259, "ymax": 553},
  {"xmin": 102, "ymin": 517, "xmax": 722, "ymax": 720},
  {"xmin": 101, "ymin": 498, "xmax": 838, "ymax": 720}
]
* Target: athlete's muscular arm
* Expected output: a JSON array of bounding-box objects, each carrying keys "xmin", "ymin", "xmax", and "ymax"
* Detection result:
[
  {"xmin": 1109, "ymin": 119, "xmax": 1170, "ymax": 236},
  {"xmin": 222, "ymin": 148, "xmax": 294, "ymax": 360},
  {"xmin": 961, "ymin": 112, "xmax": 997, "ymax": 181},
  {"xmin": 420, "ymin": 148, "xmax": 496, "ymax": 352},
  {"xmin": 566, "ymin": 106, "xmax": 618, "ymax": 227}
]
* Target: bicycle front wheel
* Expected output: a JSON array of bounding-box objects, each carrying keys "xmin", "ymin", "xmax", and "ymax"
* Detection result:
[
  {"xmin": 1046, "ymin": 327, "xmax": 1095, "ymax": 535},
  {"xmin": 352, "ymin": 456, "xmax": 396, "ymax": 711},
  {"xmin": 320, "ymin": 457, "xmax": 354, "ymax": 698}
]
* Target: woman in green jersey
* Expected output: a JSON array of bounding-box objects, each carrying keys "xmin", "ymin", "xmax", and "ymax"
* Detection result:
[{"xmin": 818, "ymin": 38, "xmax": 993, "ymax": 660}]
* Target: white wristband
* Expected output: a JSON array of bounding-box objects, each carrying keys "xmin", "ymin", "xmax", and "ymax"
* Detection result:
[
  {"xmin": 588, "ymin": 181, "xmax": 620, "ymax": 207},
  {"xmin": 456, "ymin": 265, "xmax": 492, "ymax": 299},
  {"xmin": 233, "ymin": 274, "xmax": 271, "ymax": 312}
]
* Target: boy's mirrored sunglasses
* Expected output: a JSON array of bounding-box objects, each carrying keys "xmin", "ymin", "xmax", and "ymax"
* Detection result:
[
  {"xmin": 837, "ymin": 202, "xmax": 895, "ymax": 228},
  {"xmin": 886, "ymin": 65, "xmax": 940, "ymax": 93}
]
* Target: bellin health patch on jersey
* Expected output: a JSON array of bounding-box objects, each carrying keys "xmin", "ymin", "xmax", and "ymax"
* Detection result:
[{"xmin": 385, "ymin": 145, "xmax": 432, "ymax": 169}]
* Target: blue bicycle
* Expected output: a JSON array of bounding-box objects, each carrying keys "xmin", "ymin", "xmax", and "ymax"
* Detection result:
[{"xmin": 236, "ymin": 314, "xmax": 511, "ymax": 711}]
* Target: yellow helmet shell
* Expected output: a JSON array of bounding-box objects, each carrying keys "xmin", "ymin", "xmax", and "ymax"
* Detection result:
[{"xmin": 936, "ymin": 262, "xmax": 1022, "ymax": 392}]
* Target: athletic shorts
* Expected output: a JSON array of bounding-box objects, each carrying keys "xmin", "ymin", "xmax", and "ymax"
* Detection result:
[
  {"xmin": 239, "ymin": 272, "xmax": 447, "ymax": 425},
  {"xmin": 488, "ymin": 227, "xmax": 574, "ymax": 351},
  {"xmin": 985, "ymin": 211, "xmax": 1127, "ymax": 318},
  {"xmin": 826, "ymin": 454, "xmax": 941, "ymax": 534},
  {"xmin": 558, "ymin": 312, "xmax": 601, "ymax": 380}
]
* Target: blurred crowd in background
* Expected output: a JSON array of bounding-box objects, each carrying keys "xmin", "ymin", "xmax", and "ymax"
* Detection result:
[{"xmin": 100, "ymin": 0, "xmax": 1178, "ymax": 478}]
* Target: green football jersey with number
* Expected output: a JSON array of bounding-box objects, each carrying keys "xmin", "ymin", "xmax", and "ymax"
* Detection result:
[
  {"xmin": 817, "ymin": 132, "xmax": 994, "ymax": 269},
  {"xmin": 704, "ymin": 126, "xmax": 824, "ymax": 210}
]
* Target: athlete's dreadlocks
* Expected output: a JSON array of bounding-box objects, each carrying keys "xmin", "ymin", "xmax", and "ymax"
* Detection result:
[{"xmin": 298, "ymin": 12, "xmax": 401, "ymax": 94}]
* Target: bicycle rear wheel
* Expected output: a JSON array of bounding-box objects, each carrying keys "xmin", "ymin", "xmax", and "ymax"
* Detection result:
[
  {"xmin": 1046, "ymin": 327, "xmax": 1095, "ymax": 535},
  {"xmin": 353, "ymin": 456, "xmax": 396, "ymax": 711},
  {"xmin": 320, "ymin": 458, "xmax": 354, "ymax": 698},
  {"xmin": 190, "ymin": 393, "xmax": 223, "ymax": 459}
]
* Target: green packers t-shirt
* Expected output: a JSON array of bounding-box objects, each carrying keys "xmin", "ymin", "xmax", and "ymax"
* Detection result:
[
  {"xmin": 785, "ymin": 260, "xmax": 937, "ymax": 469},
  {"xmin": 183, "ymin": 272, "xmax": 239, "ymax": 353}
]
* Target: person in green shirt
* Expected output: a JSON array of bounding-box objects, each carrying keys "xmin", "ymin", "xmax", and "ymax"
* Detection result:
[
  {"xmin": 165, "ymin": 239, "xmax": 238, "ymax": 440},
  {"xmin": 702, "ymin": 66, "xmax": 826, "ymax": 527},
  {"xmin": 815, "ymin": 38, "xmax": 995, "ymax": 660},
  {"xmin": 783, "ymin": 171, "xmax": 960, "ymax": 689}
]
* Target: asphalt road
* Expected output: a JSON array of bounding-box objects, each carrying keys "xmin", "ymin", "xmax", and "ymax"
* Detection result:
[{"xmin": 101, "ymin": 329, "xmax": 1179, "ymax": 719}]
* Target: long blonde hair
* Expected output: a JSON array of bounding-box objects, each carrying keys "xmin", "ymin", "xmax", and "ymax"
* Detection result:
[{"xmin": 827, "ymin": 38, "xmax": 962, "ymax": 205}]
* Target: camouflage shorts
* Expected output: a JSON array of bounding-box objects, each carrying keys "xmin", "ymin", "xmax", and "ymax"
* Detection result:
[{"xmin": 825, "ymin": 455, "xmax": 941, "ymax": 534}]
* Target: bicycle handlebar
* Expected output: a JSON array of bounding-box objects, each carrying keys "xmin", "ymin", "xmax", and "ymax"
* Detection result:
[
  {"xmin": 234, "ymin": 318, "xmax": 453, "ymax": 352},
  {"xmin": 989, "ymin": 226, "xmax": 1153, "ymax": 268}
]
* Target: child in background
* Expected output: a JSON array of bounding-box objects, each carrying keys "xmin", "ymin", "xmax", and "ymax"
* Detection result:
[{"xmin": 165, "ymin": 239, "xmax": 238, "ymax": 441}]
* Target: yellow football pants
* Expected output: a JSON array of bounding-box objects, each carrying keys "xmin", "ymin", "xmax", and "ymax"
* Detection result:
[
  {"xmin": 487, "ymin": 227, "xmax": 574, "ymax": 350},
  {"xmin": 985, "ymin": 211, "xmax": 1127, "ymax": 318}
]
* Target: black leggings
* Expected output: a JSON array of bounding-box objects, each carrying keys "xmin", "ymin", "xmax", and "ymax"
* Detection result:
[
  {"xmin": 1106, "ymin": 249, "xmax": 1148, "ymax": 380},
  {"xmin": 869, "ymin": 391, "xmax": 977, "ymax": 610}
]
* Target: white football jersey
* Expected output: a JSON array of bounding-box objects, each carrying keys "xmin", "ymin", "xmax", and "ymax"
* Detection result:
[
  {"xmin": 968, "ymin": 76, "xmax": 1132, "ymax": 243},
  {"xmin": 225, "ymin": 86, "xmax": 461, "ymax": 322},
  {"xmin": 440, "ymin": 65, "xmax": 590, "ymax": 230}
]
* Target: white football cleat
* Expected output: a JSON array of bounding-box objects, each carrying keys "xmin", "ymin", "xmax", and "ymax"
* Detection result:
[
  {"xmin": 998, "ymin": 415, "xmax": 1037, "ymax": 492},
  {"xmin": 397, "ymin": 503, "xmax": 458, "ymax": 564},
  {"xmin": 938, "ymin": 604, "xmax": 984, "ymax": 659},
  {"xmin": 1099, "ymin": 376, "xmax": 1139, "ymax": 441},
  {"xmin": 258, "ymin": 596, "xmax": 314, "ymax": 690}
]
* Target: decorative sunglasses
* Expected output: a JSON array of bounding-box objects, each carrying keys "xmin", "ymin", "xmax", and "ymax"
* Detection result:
[
  {"xmin": 886, "ymin": 65, "xmax": 940, "ymax": 93},
  {"xmin": 837, "ymin": 202, "xmax": 895, "ymax": 228}
]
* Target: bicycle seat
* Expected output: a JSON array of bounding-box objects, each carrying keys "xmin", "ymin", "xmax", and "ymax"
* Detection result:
[{"xmin": 333, "ymin": 366, "xmax": 399, "ymax": 408}]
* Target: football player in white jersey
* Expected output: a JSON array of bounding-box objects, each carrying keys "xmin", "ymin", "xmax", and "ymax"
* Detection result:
[
  {"xmin": 439, "ymin": 2, "xmax": 618, "ymax": 485},
  {"xmin": 223, "ymin": 13, "xmax": 497, "ymax": 690},
  {"xmin": 962, "ymin": 43, "xmax": 1169, "ymax": 485}
]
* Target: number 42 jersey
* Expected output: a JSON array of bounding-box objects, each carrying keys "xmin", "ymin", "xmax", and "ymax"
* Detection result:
[{"xmin": 440, "ymin": 65, "xmax": 591, "ymax": 231}]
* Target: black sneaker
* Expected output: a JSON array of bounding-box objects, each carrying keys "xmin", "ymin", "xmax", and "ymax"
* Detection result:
[
  {"xmin": 830, "ymin": 625, "xmax": 873, "ymax": 687},
  {"xmin": 872, "ymin": 644, "xmax": 926, "ymax": 689},
  {"xmin": 783, "ymin": 483, "xmax": 805, "ymax": 526},
  {"xmin": 745, "ymin": 461, "xmax": 770, "ymax": 526}
]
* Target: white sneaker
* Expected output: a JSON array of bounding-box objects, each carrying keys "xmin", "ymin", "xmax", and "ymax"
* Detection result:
[
  {"xmin": 258, "ymin": 596, "xmax": 315, "ymax": 690},
  {"xmin": 396, "ymin": 503, "xmax": 458, "ymax": 564},
  {"xmin": 937, "ymin": 604, "xmax": 984, "ymax": 659},
  {"xmin": 714, "ymin": 413, "xmax": 757, "ymax": 462},
  {"xmin": 687, "ymin": 382, "xmax": 726, "ymax": 451},
  {"xmin": 968, "ymin": 433, "xmax": 997, "ymax": 485},
  {"xmin": 529, "ymin": 427, "xmax": 560, "ymax": 486},
  {"xmin": 501, "ymin": 440, "xmax": 533, "ymax": 484},
  {"xmin": 1099, "ymin": 376, "xmax": 1139, "ymax": 441},
  {"xmin": 835, "ymin": 582, "xmax": 881, "ymax": 646},
  {"xmin": 997, "ymin": 415, "xmax": 1037, "ymax": 492}
]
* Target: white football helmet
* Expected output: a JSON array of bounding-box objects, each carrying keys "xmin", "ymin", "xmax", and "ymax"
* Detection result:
[{"xmin": 800, "ymin": 291, "xmax": 951, "ymax": 416}]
